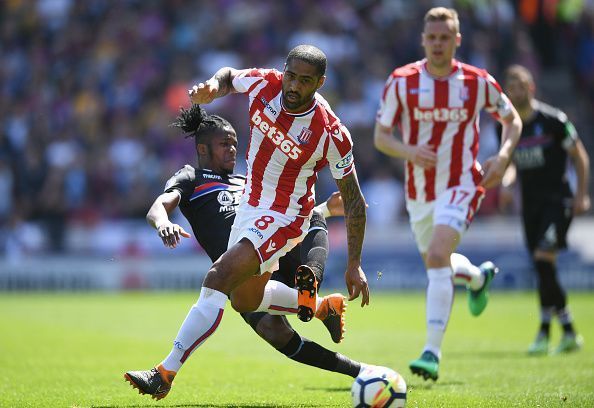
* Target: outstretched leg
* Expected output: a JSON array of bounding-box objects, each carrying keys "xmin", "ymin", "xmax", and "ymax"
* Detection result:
[{"xmin": 241, "ymin": 312, "xmax": 361, "ymax": 377}]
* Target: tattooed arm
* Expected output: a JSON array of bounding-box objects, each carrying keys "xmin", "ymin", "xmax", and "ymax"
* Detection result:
[
  {"xmin": 189, "ymin": 67, "xmax": 240, "ymax": 105},
  {"xmin": 335, "ymin": 170, "xmax": 370, "ymax": 306}
]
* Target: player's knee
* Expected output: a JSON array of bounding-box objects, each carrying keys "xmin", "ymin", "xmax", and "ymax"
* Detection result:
[
  {"xmin": 425, "ymin": 248, "xmax": 450, "ymax": 268},
  {"xmin": 203, "ymin": 262, "xmax": 231, "ymax": 293},
  {"xmin": 255, "ymin": 315, "xmax": 294, "ymax": 349},
  {"xmin": 230, "ymin": 294, "xmax": 259, "ymax": 313}
]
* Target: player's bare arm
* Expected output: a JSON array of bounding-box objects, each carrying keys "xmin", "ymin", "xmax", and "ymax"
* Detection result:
[
  {"xmin": 568, "ymin": 139, "xmax": 591, "ymax": 214},
  {"xmin": 189, "ymin": 67, "xmax": 240, "ymax": 105},
  {"xmin": 146, "ymin": 191, "xmax": 191, "ymax": 249},
  {"xmin": 498, "ymin": 163, "xmax": 517, "ymax": 212},
  {"xmin": 335, "ymin": 171, "xmax": 370, "ymax": 307},
  {"xmin": 481, "ymin": 107, "xmax": 522, "ymax": 189},
  {"xmin": 374, "ymin": 122, "xmax": 437, "ymax": 169}
]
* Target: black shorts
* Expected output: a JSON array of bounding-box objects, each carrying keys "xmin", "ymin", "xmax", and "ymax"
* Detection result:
[
  {"xmin": 270, "ymin": 209, "xmax": 327, "ymax": 288},
  {"xmin": 523, "ymin": 197, "xmax": 573, "ymax": 254}
]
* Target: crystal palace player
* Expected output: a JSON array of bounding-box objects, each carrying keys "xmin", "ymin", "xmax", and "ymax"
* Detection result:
[
  {"xmin": 501, "ymin": 65, "xmax": 590, "ymax": 356},
  {"xmin": 125, "ymin": 45, "xmax": 369, "ymax": 399},
  {"xmin": 374, "ymin": 7, "xmax": 522, "ymax": 381}
]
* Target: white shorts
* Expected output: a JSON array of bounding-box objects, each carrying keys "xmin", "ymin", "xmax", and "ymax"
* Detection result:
[
  {"xmin": 228, "ymin": 205, "xmax": 310, "ymax": 275},
  {"xmin": 406, "ymin": 185, "xmax": 485, "ymax": 253}
]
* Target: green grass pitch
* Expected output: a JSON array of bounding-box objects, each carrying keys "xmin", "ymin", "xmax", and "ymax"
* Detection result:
[{"xmin": 1, "ymin": 291, "xmax": 593, "ymax": 407}]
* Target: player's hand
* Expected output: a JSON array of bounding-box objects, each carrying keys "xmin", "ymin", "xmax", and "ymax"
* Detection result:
[
  {"xmin": 573, "ymin": 193, "xmax": 591, "ymax": 215},
  {"xmin": 345, "ymin": 264, "xmax": 370, "ymax": 307},
  {"xmin": 408, "ymin": 144, "xmax": 437, "ymax": 169},
  {"xmin": 480, "ymin": 155, "xmax": 508, "ymax": 189},
  {"xmin": 188, "ymin": 78, "xmax": 219, "ymax": 105},
  {"xmin": 156, "ymin": 221, "xmax": 191, "ymax": 249},
  {"xmin": 326, "ymin": 192, "xmax": 344, "ymax": 217}
]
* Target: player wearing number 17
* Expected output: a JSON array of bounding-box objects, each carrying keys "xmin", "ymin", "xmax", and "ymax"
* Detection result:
[{"xmin": 374, "ymin": 7, "xmax": 522, "ymax": 381}]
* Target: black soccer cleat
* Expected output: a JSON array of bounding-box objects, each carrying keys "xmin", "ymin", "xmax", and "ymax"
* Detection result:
[
  {"xmin": 124, "ymin": 364, "xmax": 175, "ymax": 400},
  {"xmin": 295, "ymin": 265, "xmax": 318, "ymax": 322}
]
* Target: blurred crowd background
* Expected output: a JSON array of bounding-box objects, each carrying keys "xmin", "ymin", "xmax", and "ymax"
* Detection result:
[{"xmin": 1, "ymin": 0, "xmax": 593, "ymax": 257}]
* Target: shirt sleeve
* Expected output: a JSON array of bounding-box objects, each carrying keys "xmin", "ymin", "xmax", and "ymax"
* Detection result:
[
  {"xmin": 164, "ymin": 166, "xmax": 195, "ymax": 203},
  {"xmin": 484, "ymin": 73, "xmax": 513, "ymax": 120},
  {"xmin": 376, "ymin": 75, "xmax": 402, "ymax": 128},
  {"xmin": 326, "ymin": 123, "xmax": 355, "ymax": 179},
  {"xmin": 232, "ymin": 68, "xmax": 275, "ymax": 94}
]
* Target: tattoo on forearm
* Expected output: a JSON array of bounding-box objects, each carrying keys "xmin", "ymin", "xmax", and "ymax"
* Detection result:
[
  {"xmin": 214, "ymin": 69, "xmax": 232, "ymax": 98},
  {"xmin": 336, "ymin": 173, "xmax": 366, "ymax": 263}
]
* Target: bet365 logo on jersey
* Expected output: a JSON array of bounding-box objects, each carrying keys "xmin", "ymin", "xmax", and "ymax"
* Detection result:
[
  {"xmin": 251, "ymin": 109, "xmax": 303, "ymax": 160},
  {"xmin": 414, "ymin": 107, "xmax": 468, "ymax": 122}
]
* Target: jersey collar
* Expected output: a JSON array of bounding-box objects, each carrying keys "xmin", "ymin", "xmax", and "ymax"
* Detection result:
[
  {"xmin": 422, "ymin": 58, "xmax": 460, "ymax": 80},
  {"xmin": 280, "ymin": 95, "xmax": 318, "ymax": 117}
]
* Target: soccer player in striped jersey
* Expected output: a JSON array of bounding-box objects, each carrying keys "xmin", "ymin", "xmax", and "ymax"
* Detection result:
[
  {"xmin": 124, "ymin": 105, "xmax": 364, "ymax": 398},
  {"xmin": 501, "ymin": 65, "xmax": 589, "ymax": 355},
  {"xmin": 374, "ymin": 7, "xmax": 522, "ymax": 381},
  {"xmin": 125, "ymin": 45, "xmax": 369, "ymax": 399}
]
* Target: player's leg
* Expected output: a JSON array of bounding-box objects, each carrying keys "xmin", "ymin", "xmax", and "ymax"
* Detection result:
[
  {"xmin": 124, "ymin": 208, "xmax": 309, "ymax": 399},
  {"xmin": 295, "ymin": 210, "xmax": 346, "ymax": 340},
  {"xmin": 299, "ymin": 208, "xmax": 329, "ymax": 283},
  {"xmin": 409, "ymin": 224, "xmax": 458, "ymax": 381},
  {"xmin": 528, "ymin": 204, "xmax": 581, "ymax": 355},
  {"xmin": 534, "ymin": 252, "xmax": 580, "ymax": 354},
  {"xmin": 451, "ymin": 252, "xmax": 499, "ymax": 317},
  {"xmin": 240, "ymin": 312, "xmax": 361, "ymax": 377},
  {"xmin": 125, "ymin": 238, "xmax": 261, "ymax": 399},
  {"xmin": 441, "ymin": 186, "xmax": 497, "ymax": 316}
]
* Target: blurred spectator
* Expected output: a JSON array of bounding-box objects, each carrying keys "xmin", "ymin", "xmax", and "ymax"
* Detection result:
[{"xmin": 0, "ymin": 0, "xmax": 592, "ymax": 255}]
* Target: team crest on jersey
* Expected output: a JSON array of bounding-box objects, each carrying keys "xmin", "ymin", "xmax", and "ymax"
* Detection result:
[
  {"xmin": 459, "ymin": 86, "xmax": 469, "ymax": 101},
  {"xmin": 217, "ymin": 190, "xmax": 234, "ymax": 206},
  {"xmin": 297, "ymin": 127, "xmax": 313, "ymax": 144}
]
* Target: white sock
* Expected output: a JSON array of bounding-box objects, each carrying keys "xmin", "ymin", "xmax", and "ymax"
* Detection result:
[
  {"xmin": 161, "ymin": 287, "xmax": 227, "ymax": 372},
  {"xmin": 254, "ymin": 280, "xmax": 323, "ymax": 315},
  {"xmin": 451, "ymin": 253, "xmax": 484, "ymax": 290},
  {"xmin": 424, "ymin": 267, "xmax": 453, "ymax": 359}
]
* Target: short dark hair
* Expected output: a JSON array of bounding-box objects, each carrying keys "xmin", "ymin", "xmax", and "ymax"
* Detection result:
[
  {"xmin": 505, "ymin": 64, "xmax": 534, "ymax": 87},
  {"xmin": 286, "ymin": 45, "xmax": 327, "ymax": 77},
  {"xmin": 171, "ymin": 104, "xmax": 233, "ymax": 146}
]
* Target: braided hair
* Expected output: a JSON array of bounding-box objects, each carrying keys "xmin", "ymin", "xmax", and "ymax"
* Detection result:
[{"xmin": 171, "ymin": 104, "xmax": 233, "ymax": 147}]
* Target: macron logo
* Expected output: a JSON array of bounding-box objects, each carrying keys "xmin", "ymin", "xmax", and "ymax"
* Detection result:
[{"xmin": 260, "ymin": 97, "xmax": 278, "ymax": 115}]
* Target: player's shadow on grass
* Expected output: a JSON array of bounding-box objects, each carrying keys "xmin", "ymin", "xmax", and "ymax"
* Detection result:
[
  {"xmin": 409, "ymin": 379, "xmax": 465, "ymax": 390},
  {"xmin": 447, "ymin": 350, "xmax": 527, "ymax": 360},
  {"xmin": 95, "ymin": 404, "xmax": 327, "ymax": 407},
  {"xmin": 304, "ymin": 386, "xmax": 350, "ymax": 393}
]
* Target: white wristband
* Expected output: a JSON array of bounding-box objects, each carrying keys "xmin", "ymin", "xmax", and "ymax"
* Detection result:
[{"xmin": 315, "ymin": 201, "xmax": 332, "ymax": 219}]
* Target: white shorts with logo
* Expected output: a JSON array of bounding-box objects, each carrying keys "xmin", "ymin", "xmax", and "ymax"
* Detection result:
[
  {"xmin": 406, "ymin": 185, "xmax": 485, "ymax": 253},
  {"xmin": 228, "ymin": 204, "xmax": 310, "ymax": 275}
]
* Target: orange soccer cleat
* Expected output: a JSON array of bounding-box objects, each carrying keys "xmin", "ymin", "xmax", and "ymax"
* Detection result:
[
  {"xmin": 316, "ymin": 293, "xmax": 347, "ymax": 343},
  {"xmin": 296, "ymin": 265, "xmax": 318, "ymax": 322}
]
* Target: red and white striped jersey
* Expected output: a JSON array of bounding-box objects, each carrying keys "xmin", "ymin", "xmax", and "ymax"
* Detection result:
[
  {"xmin": 376, "ymin": 59, "xmax": 513, "ymax": 202},
  {"xmin": 232, "ymin": 68, "xmax": 354, "ymax": 217}
]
